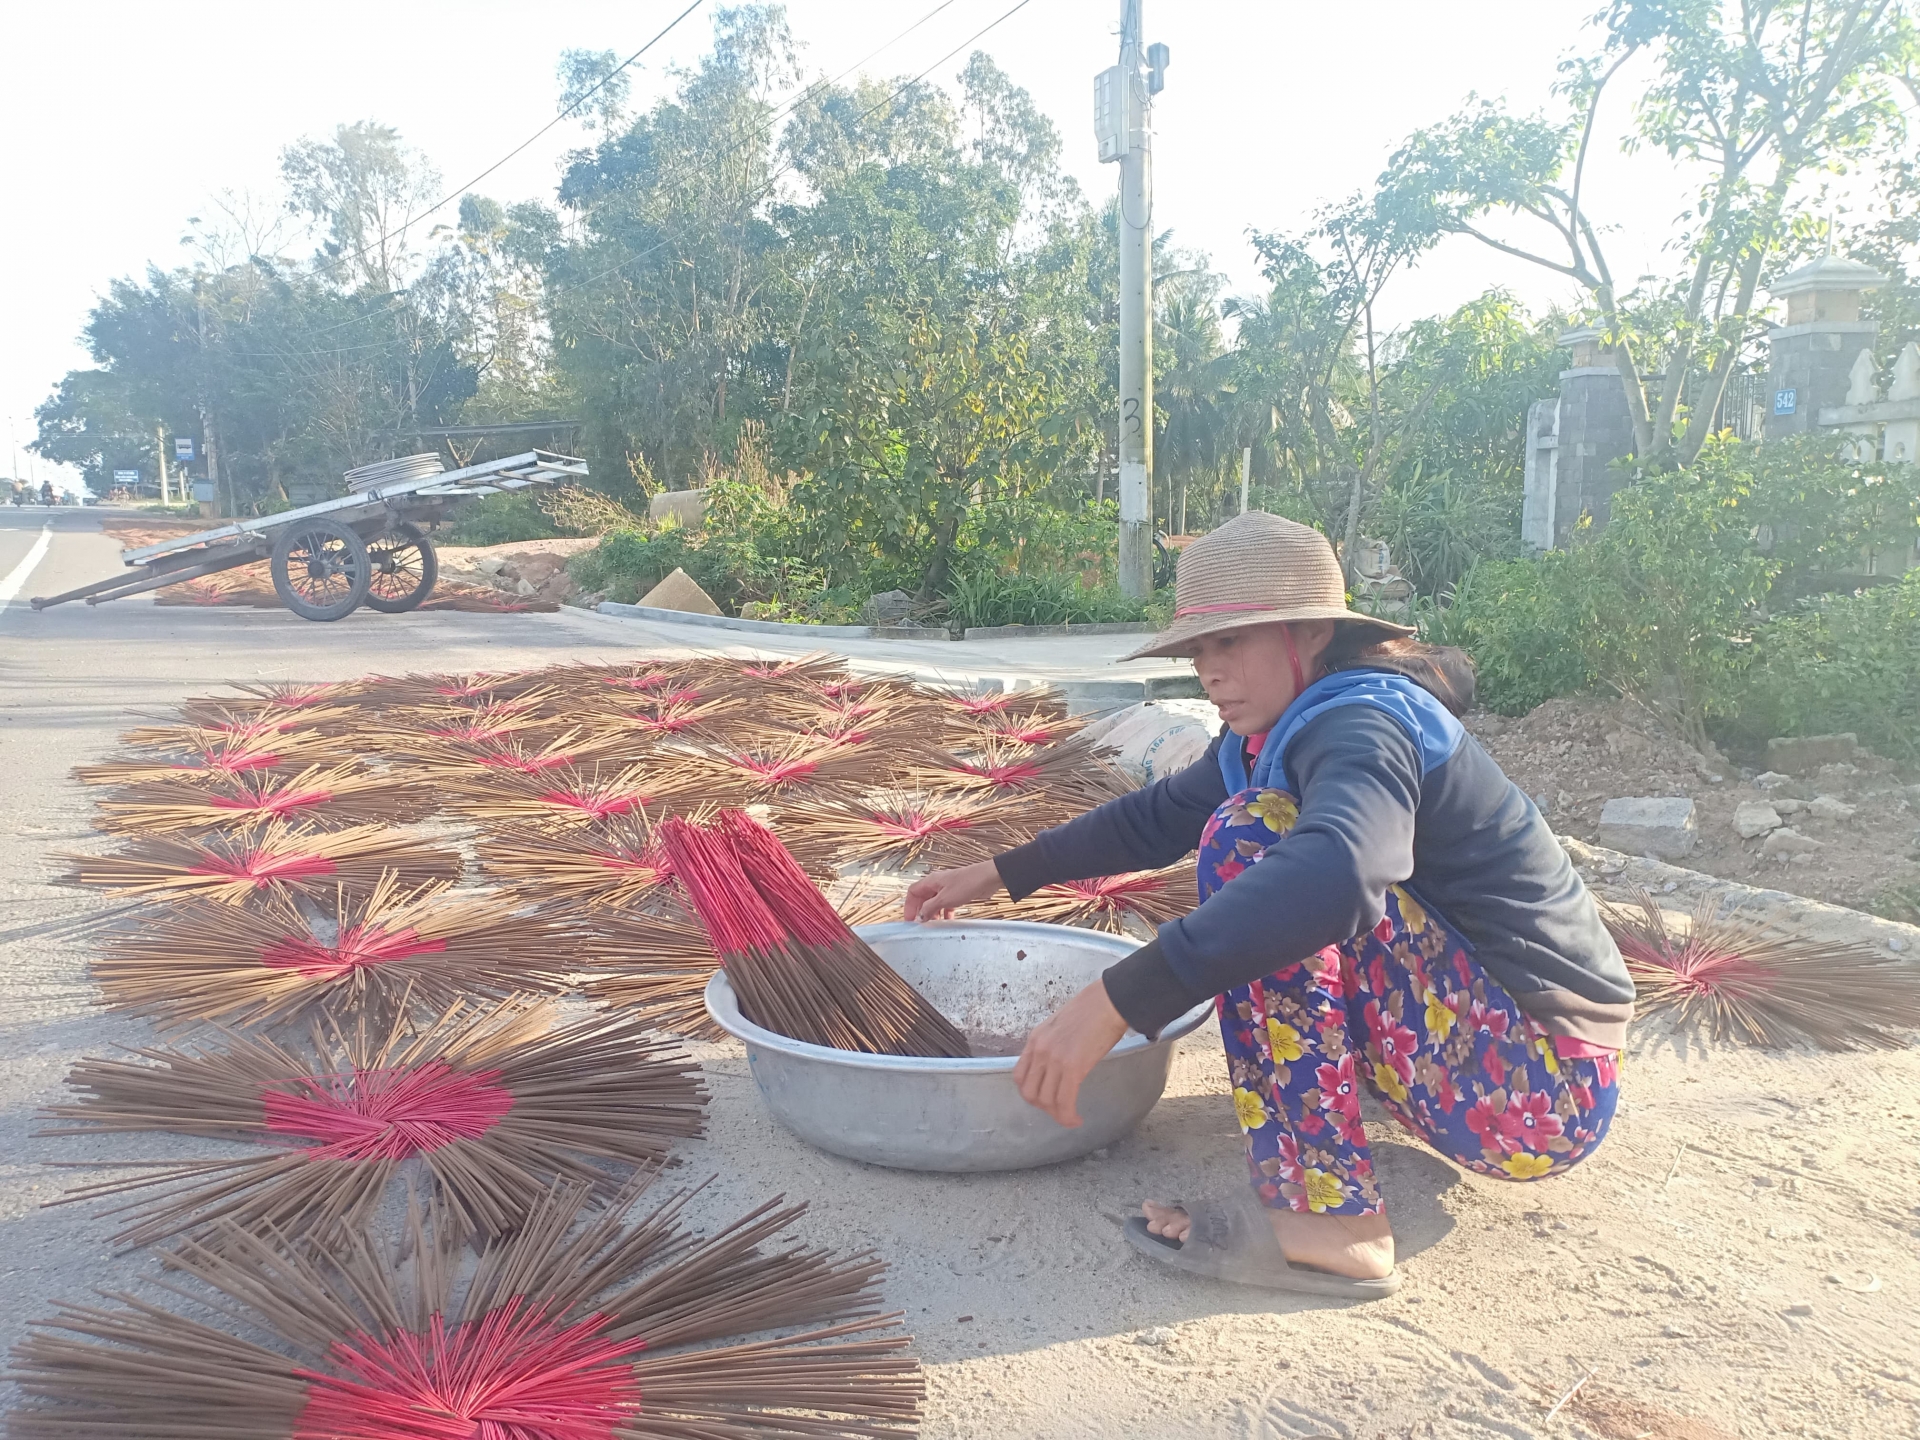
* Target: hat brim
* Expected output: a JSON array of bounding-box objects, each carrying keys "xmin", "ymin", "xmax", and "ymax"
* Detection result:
[{"xmin": 1120, "ymin": 605, "xmax": 1416, "ymax": 662}]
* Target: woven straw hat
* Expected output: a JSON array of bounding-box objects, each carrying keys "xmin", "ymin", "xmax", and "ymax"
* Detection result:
[{"xmin": 1123, "ymin": 512, "xmax": 1415, "ymax": 661}]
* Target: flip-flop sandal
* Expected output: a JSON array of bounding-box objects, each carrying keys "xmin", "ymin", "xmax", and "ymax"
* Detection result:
[{"xmin": 1123, "ymin": 1193, "xmax": 1403, "ymax": 1300}]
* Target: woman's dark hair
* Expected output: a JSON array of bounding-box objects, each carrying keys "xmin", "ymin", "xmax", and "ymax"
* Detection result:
[{"xmin": 1320, "ymin": 627, "xmax": 1477, "ymax": 717}]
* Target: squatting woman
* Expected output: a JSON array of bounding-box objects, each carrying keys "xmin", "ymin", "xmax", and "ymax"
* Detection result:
[{"xmin": 904, "ymin": 513, "xmax": 1631, "ymax": 1299}]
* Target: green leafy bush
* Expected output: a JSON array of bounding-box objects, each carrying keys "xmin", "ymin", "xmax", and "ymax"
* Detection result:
[
  {"xmin": 1731, "ymin": 569, "xmax": 1920, "ymax": 758},
  {"xmin": 446, "ymin": 493, "xmax": 563, "ymax": 546},
  {"xmin": 942, "ymin": 570, "xmax": 1145, "ymax": 630},
  {"xmin": 1422, "ymin": 554, "xmax": 1597, "ymax": 714}
]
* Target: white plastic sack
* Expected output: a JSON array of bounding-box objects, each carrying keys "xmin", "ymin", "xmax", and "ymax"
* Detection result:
[{"xmin": 1083, "ymin": 699, "xmax": 1219, "ymax": 788}]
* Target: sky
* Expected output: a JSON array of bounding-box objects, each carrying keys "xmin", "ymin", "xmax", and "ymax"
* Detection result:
[{"xmin": 0, "ymin": 0, "xmax": 1704, "ymax": 492}]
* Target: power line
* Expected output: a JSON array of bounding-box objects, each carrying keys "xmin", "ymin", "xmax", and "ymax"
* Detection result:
[
  {"xmin": 319, "ymin": 0, "xmax": 705, "ymax": 292},
  {"xmin": 557, "ymin": 0, "xmax": 1036, "ymax": 301},
  {"xmin": 246, "ymin": 0, "xmax": 965, "ymax": 364}
]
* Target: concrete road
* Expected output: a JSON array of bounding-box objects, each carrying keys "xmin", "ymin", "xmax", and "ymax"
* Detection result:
[
  {"xmin": 1, "ymin": 506, "xmax": 1243, "ymax": 1434},
  {"xmin": 5, "ymin": 508, "xmax": 1912, "ymax": 1439}
]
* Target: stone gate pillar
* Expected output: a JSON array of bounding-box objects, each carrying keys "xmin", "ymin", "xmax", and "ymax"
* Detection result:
[
  {"xmin": 1764, "ymin": 256, "xmax": 1885, "ymax": 439},
  {"xmin": 1548, "ymin": 326, "xmax": 1637, "ymax": 541}
]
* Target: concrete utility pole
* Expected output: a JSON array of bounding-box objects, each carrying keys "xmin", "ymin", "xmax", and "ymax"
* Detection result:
[
  {"xmin": 1240, "ymin": 446, "xmax": 1252, "ymax": 515},
  {"xmin": 156, "ymin": 424, "xmax": 172, "ymax": 507},
  {"xmin": 1097, "ymin": 2, "xmax": 1168, "ymax": 598}
]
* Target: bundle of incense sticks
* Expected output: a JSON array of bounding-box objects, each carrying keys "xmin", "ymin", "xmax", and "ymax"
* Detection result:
[
  {"xmin": 441, "ymin": 760, "xmax": 703, "ymax": 827},
  {"xmin": 663, "ymin": 812, "xmax": 970, "ymax": 1058},
  {"xmin": 394, "ymin": 725, "xmax": 623, "ymax": 780},
  {"xmin": 686, "ymin": 734, "xmax": 898, "ymax": 804},
  {"xmin": 90, "ymin": 874, "xmax": 575, "ymax": 1030},
  {"xmin": 91, "ymin": 763, "xmax": 428, "ymax": 836},
  {"xmin": 920, "ymin": 732, "xmax": 1132, "ymax": 814},
  {"xmin": 778, "ymin": 791, "xmax": 1038, "ymax": 870},
  {"xmin": 118, "ymin": 702, "xmax": 359, "ymax": 750},
  {"xmin": 973, "ymin": 861, "xmax": 1198, "ymax": 933},
  {"xmin": 181, "ymin": 678, "xmax": 368, "ymax": 721},
  {"xmin": 353, "ymin": 668, "xmax": 548, "ymax": 708},
  {"xmin": 40, "ymin": 998, "xmax": 709, "ymax": 1247},
  {"xmin": 580, "ymin": 902, "xmax": 728, "ymax": 1040},
  {"xmin": 71, "ymin": 728, "xmax": 341, "ymax": 786},
  {"xmin": 1601, "ymin": 885, "xmax": 1920, "ymax": 1049},
  {"xmin": 59, "ymin": 822, "xmax": 462, "ymax": 904},
  {"xmin": 11, "ymin": 1178, "xmax": 922, "ymax": 1440},
  {"xmin": 475, "ymin": 811, "xmax": 677, "ymax": 908},
  {"xmin": 660, "ymin": 816, "xmax": 874, "ymax": 1051}
]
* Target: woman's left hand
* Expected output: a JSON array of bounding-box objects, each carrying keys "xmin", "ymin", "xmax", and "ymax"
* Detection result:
[{"xmin": 1012, "ymin": 980, "xmax": 1131, "ymax": 1128}]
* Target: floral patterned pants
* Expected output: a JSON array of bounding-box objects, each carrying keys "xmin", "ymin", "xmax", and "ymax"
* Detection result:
[{"xmin": 1203, "ymin": 787, "xmax": 1620, "ymax": 1216}]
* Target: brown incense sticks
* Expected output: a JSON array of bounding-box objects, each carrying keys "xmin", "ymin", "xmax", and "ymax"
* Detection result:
[{"xmin": 40, "ymin": 997, "xmax": 708, "ymax": 1247}]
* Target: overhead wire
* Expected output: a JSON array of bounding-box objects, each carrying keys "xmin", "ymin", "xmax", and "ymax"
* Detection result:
[
  {"xmin": 553, "ymin": 0, "xmax": 1037, "ymax": 302},
  {"xmin": 208, "ymin": 0, "xmax": 1029, "ymax": 380},
  {"xmin": 243, "ymin": 0, "xmax": 967, "ymax": 365}
]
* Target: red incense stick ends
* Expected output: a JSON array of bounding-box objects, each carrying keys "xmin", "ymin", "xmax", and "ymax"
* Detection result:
[{"xmin": 661, "ymin": 812, "xmax": 970, "ymax": 1058}]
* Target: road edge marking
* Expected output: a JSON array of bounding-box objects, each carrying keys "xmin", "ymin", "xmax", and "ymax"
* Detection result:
[{"xmin": 0, "ymin": 524, "xmax": 55, "ymax": 615}]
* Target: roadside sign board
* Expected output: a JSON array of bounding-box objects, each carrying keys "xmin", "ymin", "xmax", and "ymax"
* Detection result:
[
  {"xmin": 175, "ymin": 437, "xmax": 195, "ymax": 461},
  {"xmin": 191, "ymin": 481, "xmax": 216, "ymax": 503},
  {"xmin": 113, "ymin": 469, "xmax": 139, "ymax": 486}
]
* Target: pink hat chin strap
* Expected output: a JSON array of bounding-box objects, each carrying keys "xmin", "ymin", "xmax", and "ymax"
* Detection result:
[{"xmin": 1282, "ymin": 624, "xmax": 1308, "ymax": 698}]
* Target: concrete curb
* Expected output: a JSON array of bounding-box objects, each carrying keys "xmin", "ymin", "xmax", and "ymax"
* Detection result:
[
  {"xmin": 960, "ymin": 621, "xmax": 1157, "ymax": 641},
  {"xmin": 595, "ymin": 601, "xmax": 875, "ymax": 639},
  {"xmin": 1561, "ymin": 836, "xmax": 1920, "ymax": 960}
]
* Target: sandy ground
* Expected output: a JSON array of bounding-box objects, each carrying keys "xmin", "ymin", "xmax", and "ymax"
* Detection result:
[{"xmin": 4, "ymin": 512, "xmax": 1918, "ymax": 1438}]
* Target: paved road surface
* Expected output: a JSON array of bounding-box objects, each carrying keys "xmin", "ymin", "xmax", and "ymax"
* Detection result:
[{"xmin": 0, "ymin": 505, "xmax": 1227, "ymax": 1435}]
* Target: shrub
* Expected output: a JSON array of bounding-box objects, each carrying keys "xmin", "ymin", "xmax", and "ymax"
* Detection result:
[
  {"xmin": 1422, "ymin": 554, "xmax": 1596, "ymax": 715},
  {"xmin": 942, "ymin": 570, "xmax": 1146, "ymax": 630},
  {"xmin": 446, "ymin": 493, "xmax": 563, "ymax": 546},
  {"xmin": 1732, "ymin": 568, "xmax": 1920, "ymax": 759}
]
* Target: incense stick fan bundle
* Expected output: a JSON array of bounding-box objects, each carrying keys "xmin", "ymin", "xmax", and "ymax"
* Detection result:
[
  {"xmin": 932, "ymin": 681, "xmax": 1067, "ymax": 724},
  {"xmin": 370, "ymin": 697, "xmax": 560, "ymax": 754},
  {"xmin": 60, "ymin": 822, "xmax": 462, "ymax": 904},
  {"xmin": 181, "ymin": 678, "xmax": 370, "ymax": 722},
  {"xmin": 915, "ymin": 734, "xmax": 1132, "ymax": 820},
  {"xmin": 580, "ymin": 903, "xmax": 727, "ymax": 1040},
  {"xmin": 977, "ymin": 861, "xmax": 1199, "ymax": 934},
  {"xmin": 72, "ymin": 728, "xmax": 344, "ymax": 787},
  {"xmin": 442, "ymin": 761, "xmax": 704, "ymax": 828},
  {"xmin": 40, "ymin": 998, "xmax": 709, "ymax": 1247},
  {"xmin": 476, "ymin": 811, "xmax": 677, "ymax": 909},
  {"xmin": 92, "ymin": 763, "xmax": 428, "ymax": 836},
  {"xmin": 119, "ymin": 702, "xmax": 361, "ymax": 751},
  {"xmin": 11, "ymin": 1179, "xmax": 922, "ymax": 1440},
  {"xmin": 584, "ymin": 691, "xmax": 759, "ymax": 749},
  {"xmin": 1600, "ymin": 886, "xmax": 1920, "ymax": 1049},
  {"xmin": 763, "ymin": 676, "xmax": 945, "ymax": 741},
  {"xmin": 394, "ymin": 726, "xmax": 626, "ymax": 782},
  {"xmin": 778, "ymin": 791, "xmax": 1039, "ymax": 871},
  {"xmin": 355, "ymin": 668, "xmax": 546, "ymax": 709},
  {"xmin": 685, "ymin": 734, "xmax": 900, "ymax": 805},
  {"xmin": 90, "ymin": 874, "xmax": 575, "ymax": 1031}
]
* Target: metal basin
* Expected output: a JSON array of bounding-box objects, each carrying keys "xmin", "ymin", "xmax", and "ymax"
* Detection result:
[{"xmin": 702, "ymin": 919, "xmax": 1212, "ymax": 1172}]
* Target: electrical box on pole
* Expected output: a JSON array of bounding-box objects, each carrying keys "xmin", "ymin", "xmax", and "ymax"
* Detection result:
[{"xmin": 1098, "ymin": 0, "xmax": 1166, "ymax": 599}]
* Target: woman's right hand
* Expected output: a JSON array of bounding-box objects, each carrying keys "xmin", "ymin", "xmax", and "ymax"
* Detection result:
[{"xmin": 902, "ymin": 860, "xmax": 1005, "ymax": 922}]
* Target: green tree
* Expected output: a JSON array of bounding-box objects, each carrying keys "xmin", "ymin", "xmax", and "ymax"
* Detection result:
[{"xmin": 1380, "ymin": 0, "xmax": 1915, "ymax": 470}]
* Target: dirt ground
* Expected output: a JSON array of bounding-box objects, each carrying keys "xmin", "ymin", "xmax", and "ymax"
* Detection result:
[
  {"xmin": 6, "ymin": 580, "xmax": 1918, "ymax": 1438},
  {"xmin": 1467, "ymin": 698, "xmax": 1920, "ymax": 922}
]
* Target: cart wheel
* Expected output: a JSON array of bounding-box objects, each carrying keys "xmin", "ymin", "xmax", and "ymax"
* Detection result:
[
  {"xmin": 270, "ymin": 518, "xmax": 369, "ymax": 621},
  {"xmin": 363, "ymin": 522, "xmax": 438, "ymax": 613}
]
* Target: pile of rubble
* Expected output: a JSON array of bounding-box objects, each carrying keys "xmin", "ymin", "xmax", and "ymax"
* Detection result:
[{"xmin": 1466, "ymin": 698, "xmax": 1920, "ymax": 918}]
